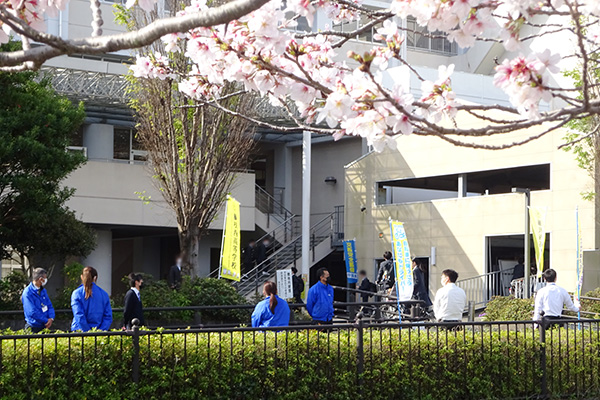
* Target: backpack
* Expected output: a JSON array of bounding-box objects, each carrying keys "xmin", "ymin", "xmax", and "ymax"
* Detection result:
[{"xmin": 369, "ymin": 282, "xmax": 377, "ymax": 293}]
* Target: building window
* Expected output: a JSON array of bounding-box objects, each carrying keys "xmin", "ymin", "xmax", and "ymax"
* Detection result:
[
  {"xmin": 1, "ymin": 252, "xmax": 27, "ymax": 278},
  {"xmin": 377, "ymin": 164, "xmax": 551, "ymax": 205},
  {"xmin": 406, "ymin": 17, "xmax": 458, "ymax": 55},
  {"xmin": 114, "ymin": 128, "xmax": 148, "ymax": 163},
  {"xmin": 332, "ymin": 9, "xmax": 384, "ymax": 44}
]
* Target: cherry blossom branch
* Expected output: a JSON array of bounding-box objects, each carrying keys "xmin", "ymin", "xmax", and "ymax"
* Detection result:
[{"xmin": 0, "ymin": 0, "xmax": 270, "ymax": 69}]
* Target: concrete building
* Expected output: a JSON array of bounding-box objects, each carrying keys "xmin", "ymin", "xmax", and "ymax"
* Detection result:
[
  {"xmin": 2, "ymin": 0, "xmax": 586, "ymax": 302},
  {"xmin": 344, "ymin": 121, "xmax": 599, "ymax": 301}
]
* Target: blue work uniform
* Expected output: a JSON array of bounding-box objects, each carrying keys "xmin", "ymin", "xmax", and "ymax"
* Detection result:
[
  {"xmin": 306, "ymin": 281, "xmax": 334, "ymax": 322},
  {"xmin": 21, "ymin": 283, "xmax": 55, "ymax": 332},
  {"xmin": 251, "ymin": 295, "xmax": 291, "ymax": 328},
  {"xmin": 71, "ymin": 283, "xmax": 113, "ymax": 332}
]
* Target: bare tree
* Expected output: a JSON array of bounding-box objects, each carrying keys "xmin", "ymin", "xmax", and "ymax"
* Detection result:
[{"xmin": 129, "ymin": 6, "xmax": 255, "ymax": 274}]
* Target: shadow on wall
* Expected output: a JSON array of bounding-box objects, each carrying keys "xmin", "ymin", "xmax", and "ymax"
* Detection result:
[{"xmin": 345, "ymin": 149, "xmax": 479, "ymax": 293}]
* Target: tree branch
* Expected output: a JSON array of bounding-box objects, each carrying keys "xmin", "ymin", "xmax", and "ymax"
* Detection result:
[{"xmin": 0, "ymin": 0, "xmax": 270, "ymax": 69}]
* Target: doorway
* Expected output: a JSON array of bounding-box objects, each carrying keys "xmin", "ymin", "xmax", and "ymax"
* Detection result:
[{"xmin": 485, "ymin": 233, "xmax": 550, "ymax": 295}]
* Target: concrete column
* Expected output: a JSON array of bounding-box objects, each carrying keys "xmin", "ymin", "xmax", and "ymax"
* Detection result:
[
  {"xmin": 458, "ymin": 174, "xmax": 467, "ymax": 198},
  {"xmin": 84, "ymin": 229, "xmax": 113, "ymax": 295},
  {"xmin": 83, "ymin": 123, "xmax": 114, "ymax": 160}
]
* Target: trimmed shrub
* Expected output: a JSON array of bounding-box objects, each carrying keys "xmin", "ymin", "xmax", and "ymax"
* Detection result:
[
  {"xmin": 1, "ymin": 326, "xmax": 598, "ymax": 399},
  {"xmin": 117, "ymin": 275, "xmax": 251, "ymax": 324},
  {"xmin": 482, "ymin": 296, "xmax": 535, "ymax": 321},
  {"xmin": 484, "ymin": 288, "xmax": 600, "ymax": 321}
]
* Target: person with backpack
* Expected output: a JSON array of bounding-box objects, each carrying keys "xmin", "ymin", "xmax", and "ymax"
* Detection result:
[
  {"xmin": 357, "ymin": 270, "xmax": 375, "ymax": 303},
  {"xmin": 376, "ymin": 251, "xmax": 395, "ymax": 292}
]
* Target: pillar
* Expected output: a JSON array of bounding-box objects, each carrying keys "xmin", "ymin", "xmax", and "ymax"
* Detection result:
[
  {"xmin": 83, "ymin": 123, "xmax": 114, "ymax": 160},
  {"xmin": 84, "ymin": 229, "xmax": 113, "ymax": 295}
]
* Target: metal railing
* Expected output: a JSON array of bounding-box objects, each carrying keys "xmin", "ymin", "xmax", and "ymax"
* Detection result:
[
  {"xmin": 207, "ymin": 214, "xmax": 301, "ymax": 279},
  {"xmin": 332, "ymin": 205, "xmax": 344, "ymax": 247},
  {"xmin": 255, "ymin": 184, "xmax": 293, "ymax": 226},
  {"xmin": 3, "ymin": 318, "xmax": 600, "ymax": 398},
  {"xmin": 237, "ymin": 213, "xmax": 335, "ymax": 296},
  {"xmin": 512, "ymin": 275, "xmax": 546, "ymax": 299},
  {"xmin": 456, "ymin": 270, "xmax": 547, "ymax": 309},
  {"xmin": 456, "ymin": 270, "xmax": 506, "ymax": 309}
]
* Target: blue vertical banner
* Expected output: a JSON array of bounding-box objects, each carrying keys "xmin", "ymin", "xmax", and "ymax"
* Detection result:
[
  {"xmin": 390, "ymin": 219, "xmax": 414, "ymax": 302},
  {"xmin": 343, "ymin": 239, "xmax": 358, "ymax": 284}
]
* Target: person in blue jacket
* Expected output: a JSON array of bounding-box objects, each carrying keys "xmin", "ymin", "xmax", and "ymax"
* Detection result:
[
  {"xmin": 71, "ymin": 266, "xmax": 113, "ymax": 332},
  {"xmin": 21, "ymin": 267, "xmax": 55, "ymax": 333},
  {"xmin": 306, "ymin": 267, "xmax": 334, "ymax": 324},
  {"xmin": 251, "ymin": 281, "xmax": 291, "ymax": 328}
]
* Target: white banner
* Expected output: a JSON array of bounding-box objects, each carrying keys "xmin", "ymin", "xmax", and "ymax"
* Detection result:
[{"xmin": 277, "ymin": 270, "xmax": 294, "ymax": 299}]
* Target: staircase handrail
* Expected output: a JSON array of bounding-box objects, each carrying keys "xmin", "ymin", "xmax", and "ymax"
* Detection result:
[
  {"xmin": 255, "ymin": 184, "xmax": 293, "ymax": 219},
  {"xmin": 237, "ymin": 212, "xmax": 334, "ymax": 289},
  {"xmin": 208, "ymin": 213, "xmax": 300, "ymax": 279}
]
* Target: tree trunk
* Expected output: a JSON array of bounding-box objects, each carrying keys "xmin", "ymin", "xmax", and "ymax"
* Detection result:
[{"xmin": 178, "ymin": 225, "xmax": 201, "ymax": 278}]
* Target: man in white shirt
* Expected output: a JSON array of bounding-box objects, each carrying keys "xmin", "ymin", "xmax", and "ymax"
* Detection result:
[
  {"xmin": 433, "ymin": 269, "xmax": 467, "ymax": 326},
  {"xmin": 533, "ymin": 269, "xmax": 580, "ymax": 328}
]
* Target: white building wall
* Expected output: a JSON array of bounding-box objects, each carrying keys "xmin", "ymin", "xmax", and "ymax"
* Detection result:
[{"xmin": 64, "ymin": 161, "xmax": 256, "ymax": 230}]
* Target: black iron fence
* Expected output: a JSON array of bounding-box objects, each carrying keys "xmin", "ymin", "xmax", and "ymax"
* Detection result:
[{"xmin": 1, "ymin": 318, "xmax": 600, "ymax": 398}]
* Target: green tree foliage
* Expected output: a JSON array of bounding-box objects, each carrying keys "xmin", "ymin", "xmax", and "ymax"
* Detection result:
[
  {"xmin": 51, "ymin": 262, "xmax": 87, "ymax": 310},
  {"xmin": 0, "ymin": 270, "xmax": 28, "ymax": 311},
  {"xmin": 0, "ymin": 42, "xmax": 95, "ymax": 273},
  {"xmin": 118, "ymin": 275, "xmax": 251, "ymax": 323},
  {"xmin": 562, "ymin": 51, "xmax": 600, "ymax": 200}
]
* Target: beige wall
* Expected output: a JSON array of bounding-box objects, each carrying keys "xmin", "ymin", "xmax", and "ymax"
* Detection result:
[
  {"xmin": 64, "ymin": 160, "xmax": 256, "ymax": 230},
  {"xmin": 345, "ymin": 128, "xmax": 597, "ymax": 294},
  {"xmin": 291, "ymin": 138, "xmax": 362, "ymax": 222}
]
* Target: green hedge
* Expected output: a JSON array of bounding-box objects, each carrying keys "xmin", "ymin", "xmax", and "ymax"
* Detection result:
[
  {"xmin": 1, "ymin": 326, "xmax": 598, "ymax": 399},
  {"xmin": 482, "ymin": 296, "xmax": 535, "ymax": 321},
  {"xmin": 483, "ymin": 288, "xmax": 600, "ymax": 321}
]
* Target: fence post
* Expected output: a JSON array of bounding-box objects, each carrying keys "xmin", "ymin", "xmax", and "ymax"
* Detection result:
[
  {"xmin": 467, "ymin": 301, "xmax": 475, "ymax": 322},
  {"xmin": 538, "ymin": 319, "xmax": 548, "ymax": 399},
  {"xmin": 356, "ymin": 314, "xmax": 364, "ymax": 397},
  {"xmin": 132, "ymin": 318, "xmax": 140, "ymax": 387},
  {"xmin": 374, "ymin": 295, "xmax": 382, "ymax": 322}
]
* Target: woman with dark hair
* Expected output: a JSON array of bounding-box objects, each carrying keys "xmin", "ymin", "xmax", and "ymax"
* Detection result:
[
  {"xmin": 71, "ymin": 266, "xmax": 113, "ymax": 332},
  {"xmin": 412, "ymin": 259, "xmax": 433, "ymax": 308},
  {"xmin": 251, "ymin": 281, "xmax": 291, "ymax": 328},
  {"xmin": 123, "ymin": 273, "xmax": 145, "ymax": 329}
]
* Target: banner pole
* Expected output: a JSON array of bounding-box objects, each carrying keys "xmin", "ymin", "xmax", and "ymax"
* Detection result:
[
  {"xmin": 576, "ymin": 206, "xmax": 581, "ymax": 321},
  {"xmin": 218, "ymin": 196, "xmax": 229, "ymax": 280}
]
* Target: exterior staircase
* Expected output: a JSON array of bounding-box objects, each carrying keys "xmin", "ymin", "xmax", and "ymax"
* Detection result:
[
  {"xmin": 236, "ymin": 212, "xmax": 337, "ymax": 296},
  {"xmin": 208, "ymin": 184, "xmax": 343, "ymax": 297}
]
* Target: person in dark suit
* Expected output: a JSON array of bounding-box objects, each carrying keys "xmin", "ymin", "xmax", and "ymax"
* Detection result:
[
  {"xmin": 123, "ymin": 273, "xmax": 145, "ymax": 329},
  {"xmin": 511, "ymin": 256, "xmax": 525, "ymax": 282},
  {"xmin": 168, "ymin": 254, "xmax": 183, "ymax": 289},
  {"xmin": 243, "ymin": 240, "xmax": 256, "ymax": 273},
  {"xmin": 291, "ymin": 266, "xmax": 304, "ymax": 304},
  {"xmin": 357, "ymin": 270, "xmax": 374, "ymax": 303}
]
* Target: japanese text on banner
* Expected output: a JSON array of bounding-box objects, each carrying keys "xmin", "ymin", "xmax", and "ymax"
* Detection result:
[
  {"xmin": 343, "ymin": 240, "xmax": 358, "ymax": 284},
  {"xmin": 220, "ymin": 196, "xmax": 241, "ymax": 281},
  {"xmin": 529, "ymin": 207, "xmax": 547, "ymax": 278},
  {"xmin": 390, "ymin": 220, "xmax": 414, "ymax": 301}
]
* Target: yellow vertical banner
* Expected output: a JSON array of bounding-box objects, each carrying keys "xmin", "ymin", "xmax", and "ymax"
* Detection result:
[
  {"xmin": 220, "ymin": 196, "xmax": 241, "ymax": 281},
  {"xmin": 529, "ymin": 206, "xmax": 547, "ymax": 278}
]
